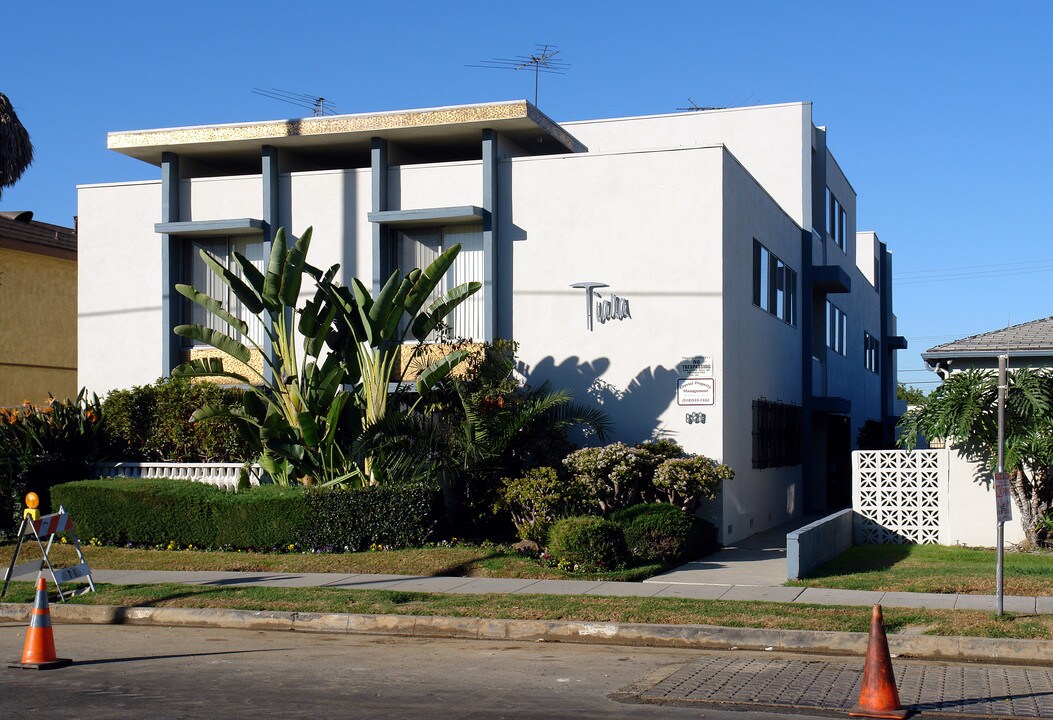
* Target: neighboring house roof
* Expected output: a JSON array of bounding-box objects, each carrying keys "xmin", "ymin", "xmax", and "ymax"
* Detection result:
[
  {"xmin": 0, "ymin": 213, "xmax": 77, "ymax": 260},
  {"xmin": 922, "ymin": 316, "xmax": 1053, "ymax": 367}
]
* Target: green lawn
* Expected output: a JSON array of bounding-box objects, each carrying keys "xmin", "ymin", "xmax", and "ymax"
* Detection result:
[
  {"xmin": 788, "ymin": 544, "xmax": 1053, "ymax": 596},
  {"xmin": 0, "ymin": 542, "xmax": 664, "ymax": 583},
  {"xmin": 2, "ymin": 580, "xmax": 1050, "ymax": 640}
]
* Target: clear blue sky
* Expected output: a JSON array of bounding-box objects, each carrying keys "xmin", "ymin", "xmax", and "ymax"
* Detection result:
[{"xmin": 4, "ymin": 1, "xmax": 1051, "ymax": 392}]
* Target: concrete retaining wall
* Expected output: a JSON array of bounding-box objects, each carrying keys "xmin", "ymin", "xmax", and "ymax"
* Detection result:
[{"xmin": 786, "ymin": 509, "xmax": 854, "ymax": 580}]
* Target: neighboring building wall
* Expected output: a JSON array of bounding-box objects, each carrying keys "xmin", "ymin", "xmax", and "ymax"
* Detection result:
[{"xmin": 0, "ymin": 246, "xmax": 77, "ymax": 405}]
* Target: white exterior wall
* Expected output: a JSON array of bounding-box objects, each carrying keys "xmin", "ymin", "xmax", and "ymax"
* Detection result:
[
  {"xmin": 946, "ymin": 449, "xmax": 1026, "ymax": 546},
  {"xmin": 78, "ymin": 181, "xmax": 163, "ymax": 394},
  {"xmin": 506, "ymin": 146, "xmax": 726, "ymax": 458},
  {"xmin": 720, "ymin": 153, "xmax": 806, "ymax": 541},
  {"xmin": 285, "ymin": 168, "xmax": 372, "ymax": 288},
  {"xmin": 391, "ymin": 161, "xmax": 482, "ymax": 211},
  {"xmin": 565, "ymin": 102, "xmax": 812, "ymax": 230}
]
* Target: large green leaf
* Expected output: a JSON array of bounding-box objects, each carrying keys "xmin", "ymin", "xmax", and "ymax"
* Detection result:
[
  {"xmin": 351, "ymin": 278, "xmax": 378, "ymax": 345},
  {"xmin": 415, "ymin": 349, "xmax": 471, "ymax": 394},
  {"xmin": 369, "ymin": 266, "xmax": 403, "ymax": 329},
  {"xmin": 411, "ymin": 281, "xmax": 482, "ymax": 341},
  {"xmin": 231, "ymin": 250, "xmax": 267, "ymax": 296},
  {"xmin": 403, "ymin": 244, "xmax": 461, "ymax": 319},
  {"xmin": 174, "ymin": 324, "xmax": 252, "ymax": 363},
  {"xmin": 280, "ymin": 226, "xmax": 312, "ymax": 306},
  {"xmin": 297, "ymin": 411, "xmax": 320, "ymax": 447},
  {"xmin": 171, "ymin": 356, "xmax": 256, "ymax": 386},
  {"xmin": 262, "ymin": 227, "xmax": 288, "ymax": 310},
  {"xmin": 381, "ymin": 276, "xmax": 417, "ymax": 341},
  {"xmin": 200, "ymin": 250, "xmax": 264, "ymax": 315},
  {"xmin": 175, "ymin": 283, "xmax": 248, "ymax": 336}
]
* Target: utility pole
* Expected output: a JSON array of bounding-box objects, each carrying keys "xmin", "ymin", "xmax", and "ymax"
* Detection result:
[{"xmin": 995, "ymin": 354, "xmax": 1007, "ymax": 616}]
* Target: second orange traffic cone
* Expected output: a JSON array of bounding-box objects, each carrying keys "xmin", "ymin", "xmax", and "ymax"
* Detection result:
[
  {"xmin": 9, "ymin": 576, "xmax": 72, "ymax": 670},
  {"xmin": 848, "ymin": 604, "xmax": 908, "ymax": 719}
]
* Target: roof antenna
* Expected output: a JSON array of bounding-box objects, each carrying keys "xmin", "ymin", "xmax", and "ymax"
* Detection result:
[
  {"xmin": 468, "ymin": 44, "xmax": 569, "ymax": 106},
  {"xmin": 676, "ymin": 98, "xmax": 725, "ymax": 112},
  {"xmin": 251, "ymin": 88, "xmax": 337, "ymax": 117}
]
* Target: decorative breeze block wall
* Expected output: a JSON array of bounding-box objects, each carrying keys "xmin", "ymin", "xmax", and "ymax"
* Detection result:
[{"xmin": 852, "ymin": 450, "xmax": 947, "ymax": 544}]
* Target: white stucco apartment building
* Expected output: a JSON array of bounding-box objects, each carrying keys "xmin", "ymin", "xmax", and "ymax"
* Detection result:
[{"xmin": 78, "ymin": 100, "xmax": 905, "ymax": 543}]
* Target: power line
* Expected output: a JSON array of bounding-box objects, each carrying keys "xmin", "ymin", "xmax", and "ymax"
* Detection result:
[{"xmin": 894, "ymin": 260, "xmax": 1053, "ymax": 286}]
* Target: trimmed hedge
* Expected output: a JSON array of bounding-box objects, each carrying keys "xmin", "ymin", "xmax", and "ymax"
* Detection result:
[
  {"xmin": 51, "ymin": 478, "xmax": 441, "ymax": 551},
  {"xmin": 611, "ymin": 502, "xmax": 718, "ymax": 564},
  {"xmin": 300, "ymin": 485, "xmax": 441, "ymax": 551},
  {"xmin": 52, "ymin": 479, "xmax": 305, "ymax": 549},
  {"xmin": 546, "ymin": 516, "xmax": 629, "ymax": 570}
]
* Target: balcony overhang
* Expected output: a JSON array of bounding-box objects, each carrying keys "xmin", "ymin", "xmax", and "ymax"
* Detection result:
[
  {"xmin": 812, "ymin": 396, "xmax": 852, "ymax": 415},
  {"xmin": 368, "ymin": 206, "xmax": 487, "ymax": 228},
  {"xmin": 154, "ymin": 218, "xmax": 266, "ymax": 236},
  {"xmin": 109, "ymin": 100, "xmax": 586, "ymax": 176},
  {"xmin": 888, "ymin": 335, "xmax": 908, "ymax": 350},
  {"xmin": 812, "ymin": 265, "xmax": 852, "ymax": 294}
]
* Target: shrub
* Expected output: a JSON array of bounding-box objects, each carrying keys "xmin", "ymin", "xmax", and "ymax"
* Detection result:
[
  {"xmin": 51, "ymin": 478, "xmax": 305, "ymax": 548},
  {"xmin": 650, "ymin": 456, "xmax": 733, "ymax": 512},
  {"xmin": 102, "ymin": 378, "xmax": 246, "ymax": 462},
  {"xmin": 563, "ymin": 439, "xmax": 733, "ymax": 517},
  {"xmin": 496, "ymin": 467, "xmax": 588, "ymax": 544},
  {"xmin": 546, "ymin": 516, "xmax": 629, "ymax": 570},
  {"xmin": 0, "ymin": 390, "xmax": 106, "ymax": 531},
  {"xmin": 611, "ymin": 503, "xmax": 718, "ymax": 563},
  {"xmin": 562, "ymin": 442, "xmax": 646, "ymax": 513},
  {"xmin": 299, "ymin": 484, "xmax": 441, "ymax": 551}
]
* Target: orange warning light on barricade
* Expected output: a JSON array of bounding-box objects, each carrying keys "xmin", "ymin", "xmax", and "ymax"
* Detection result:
[{"xmin": 23, "ymin": 492, "xmax": 41, "ymax": 522}]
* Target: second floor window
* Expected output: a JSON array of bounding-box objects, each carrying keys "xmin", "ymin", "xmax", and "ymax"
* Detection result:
[
  {"xmin": 826, "ymin": 301, "xmax": 847, "ymax": 356},
  {"xmin": 390, "ymin": 224, "xmax": 484, "ymax": 341},
  {"xmin": 752, "ymin": 240, "xmax": 797, "ymax": 327},
  {"xmin": 864, "ymin": 332, "xmax": 880, "ymax": 372},
  {"xmin": 826, "ymin": 187, "xmax": 848, "ymax": 253}
]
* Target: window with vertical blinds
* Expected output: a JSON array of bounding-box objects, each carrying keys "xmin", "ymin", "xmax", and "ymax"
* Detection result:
[
  {"xmin": 183, "ymin": 235, "xmax": 266, "ymax": 345},
  {"xmin": 392, "ymin": 224, "xmax": 484, "ymax": 341}
]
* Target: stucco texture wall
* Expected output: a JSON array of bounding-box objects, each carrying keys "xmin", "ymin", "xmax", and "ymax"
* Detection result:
[{"xmin": 0, "ymin": 246, "xmax": 77, "ymax": 405}]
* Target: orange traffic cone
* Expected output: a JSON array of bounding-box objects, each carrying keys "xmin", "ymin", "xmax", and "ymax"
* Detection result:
[
  {"xmin": 9, "ymin": 576, "xmax": 72, "ymax": 670},
  {"xmin": 848, "ymin": 605, "xmax": 908, "ymax": 719}
]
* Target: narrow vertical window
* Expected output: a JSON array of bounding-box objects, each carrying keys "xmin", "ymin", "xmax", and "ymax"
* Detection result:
[{"xmin": 785, "ymin": 268, "xmax": 797, "ymax": 326}]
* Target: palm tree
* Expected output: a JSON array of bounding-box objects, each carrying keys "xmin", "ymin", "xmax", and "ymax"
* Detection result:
[
  {"xmin": 898, "ymin": 367, "xmax": 1053, "ymax": 547},
  {"xmin": 0, "ymin": 91, "xmax": 34, "ymax": 199}
]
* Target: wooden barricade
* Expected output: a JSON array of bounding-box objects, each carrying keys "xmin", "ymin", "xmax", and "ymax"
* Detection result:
[{"xmin": 2, "ymin": 507, "xmax": 95, "ymax": 602}]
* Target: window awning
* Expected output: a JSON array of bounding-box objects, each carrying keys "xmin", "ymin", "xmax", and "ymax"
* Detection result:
[
  {"xmin": 367, "ymin": 206, "xmax": 487, "ymax": 228},
  {"xmin": 154, "ymin": 218, "xmax": 266, "ymax": 236}
]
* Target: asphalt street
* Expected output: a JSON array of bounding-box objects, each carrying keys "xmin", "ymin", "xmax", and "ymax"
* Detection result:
[{"xmin": 0, "ymin": 622, "xmax": 844, "ymax": 720}]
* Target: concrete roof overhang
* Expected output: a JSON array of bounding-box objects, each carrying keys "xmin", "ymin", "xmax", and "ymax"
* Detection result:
[{"xmin": 108, "ymin": 100, "xmax": 586, "ymax": 175}]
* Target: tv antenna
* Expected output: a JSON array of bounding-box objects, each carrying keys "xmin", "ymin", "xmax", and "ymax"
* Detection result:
[
  {"xmin": 468, "ymin": 44, "xmax": 569, "ymax": 106},
  {"xmin": 252, "ymin": 88, "xmax": 337, "ymax": 117},
  {"xmin": 676, "ymin": 98, "xmax": 724, "ymax": 112}
]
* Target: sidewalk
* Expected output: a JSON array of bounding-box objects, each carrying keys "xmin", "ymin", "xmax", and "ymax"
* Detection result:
[{"xmin": 78, "ymin": 567, "xmax": 1052, "ymax": 614}]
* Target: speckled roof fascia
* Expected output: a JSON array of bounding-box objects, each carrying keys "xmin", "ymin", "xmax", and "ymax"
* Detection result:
[
  {"xmin": 107, "ymin": 100, "xmax": 586, "ymax": 154},
  {"xmin": 923, "ymin": 316, "xmax": 1053, "ymax": 356}
]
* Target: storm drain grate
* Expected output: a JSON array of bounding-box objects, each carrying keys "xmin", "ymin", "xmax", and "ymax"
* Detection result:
[{"xmin": 639, "ymin": 656, "xmax": 1053, "ymax": 718}]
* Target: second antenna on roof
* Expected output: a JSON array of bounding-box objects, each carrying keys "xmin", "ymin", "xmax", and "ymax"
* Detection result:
[
  {"xmin": 252, "ymin": 88, "xmax": 337, "ymax": 117},
  {"xmin": 469, "ymin": 44, "xmax": 569, "ymax": 106}
]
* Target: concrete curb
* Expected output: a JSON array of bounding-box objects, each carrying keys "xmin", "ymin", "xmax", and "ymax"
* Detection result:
[{"xmin": 3, "ymin": 602, "xmax": 1052, "ymax": 664}]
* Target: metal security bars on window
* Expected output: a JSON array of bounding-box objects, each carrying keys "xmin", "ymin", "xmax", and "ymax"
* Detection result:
[{"xmin": 752, "ymin": 398, "xmax": 802, "ymax": 469}]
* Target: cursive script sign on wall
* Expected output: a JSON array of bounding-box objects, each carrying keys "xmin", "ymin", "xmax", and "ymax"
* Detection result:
[{"xmin": 570, "ymin": 282, "xmax": 632, "ymax": 331}]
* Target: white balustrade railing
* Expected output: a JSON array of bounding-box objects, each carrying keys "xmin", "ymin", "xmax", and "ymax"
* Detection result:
[{"xmin": 94, "ymin": 462, "xmax": 263, "ymax": 492}]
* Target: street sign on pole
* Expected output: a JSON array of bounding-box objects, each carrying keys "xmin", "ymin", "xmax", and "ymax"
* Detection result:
[{"xmin": 994, "ymin": 471, "xmax": 1013, "ymax": 524}]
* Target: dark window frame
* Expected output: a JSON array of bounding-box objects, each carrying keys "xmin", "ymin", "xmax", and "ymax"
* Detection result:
[{"xmin": 752, "ymin": 398, "xmax": 803, "ymax": 469}]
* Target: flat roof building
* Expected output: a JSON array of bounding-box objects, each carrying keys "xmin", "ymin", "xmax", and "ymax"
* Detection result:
[{"xmin": 78, "ymin": 100, "xmax": 904, "ymax": 543}]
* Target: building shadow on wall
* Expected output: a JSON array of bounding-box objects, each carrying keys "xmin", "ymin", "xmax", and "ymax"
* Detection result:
[{"xmin": 520, "ymin": 356, "xmax": 680, "ymax": 444}]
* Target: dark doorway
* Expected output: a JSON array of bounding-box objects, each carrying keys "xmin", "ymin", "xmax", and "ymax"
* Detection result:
[{"xmin": 825, "ymin": 415, "xmax": 852, "ymax": 509}]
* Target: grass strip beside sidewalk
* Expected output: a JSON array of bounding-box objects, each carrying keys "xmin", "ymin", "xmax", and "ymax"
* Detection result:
[{"xmin": 2, "ymin": 580, "xmax": 1051, "ymax": 640}]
